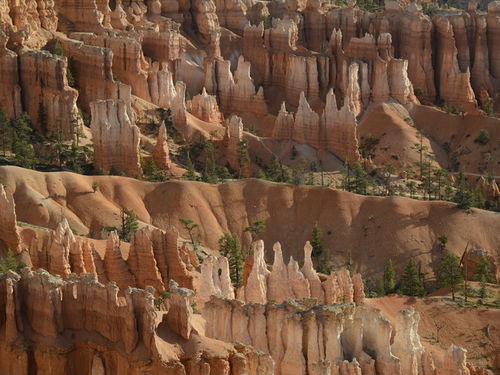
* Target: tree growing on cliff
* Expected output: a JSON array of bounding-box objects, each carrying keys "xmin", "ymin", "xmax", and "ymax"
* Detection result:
[
  {"xmin": 400, "ymin": 259, "xmax": 424, "ymax": 296},
  {"xmin": 383, "ymin": 259, "xmax": 396, "ymax": 294},
  {"xmin": 437, "ymin": 253, "xmax": 463, "ymax": 301},
  {"xmin": 311, "ymin": 223, "xmax": 323, "ymax": 258},
  {"xmin": 244, "ymin": 220, "xmax": 266, "ymax": 242},
  {"xmin": 11, "ymin": 113, "xmax": 35, "ymax": 168},
  {"xmin": 218, "ymin": 233, "xmax": 244, "ymax": 287},
  {"xmin": 237, "ymin": 138, "xmax": 250, "ymax": 178},
  {"xmin": 119, "ymin": 209, "xmax": 139, "ymax": 242},
  {"xmin": 0, "ymin": 249, "xmax": 25, "ymax": 274},
  {"xmin": 0, "ymin": 110, "xmax": 12, "ymax": 156},
  {"xmin": 179, "ymin": 218, "xmax": 199, "ymax": 250}
]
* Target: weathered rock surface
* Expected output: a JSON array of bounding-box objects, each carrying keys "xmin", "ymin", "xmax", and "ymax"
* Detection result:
[
  {"xmin": 0, "ymin": 269, "xmax": 274, "ymax": 374},
  {"xmin": 0, "ymin": 185, "xmax": 19, "ymax": 253},
  {"xmin": 90, "ymin": 99, "xmax": 142, "ymax": 176},
  {"xmin": 152, "ymin": 121, "xmax": 172, "ymax": 170}
]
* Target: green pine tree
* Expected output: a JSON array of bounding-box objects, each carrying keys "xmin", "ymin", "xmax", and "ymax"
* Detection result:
[
  {"xmin": 119, "ymin": 209, "xmax": 139, "ymax": 242},
  {"xmin": 311, "ymin": 223, "xmax": 323, "ymax": 258},
  {"xmin": 11, "ymin": 113, "xmax": 35, "ymax": 168},
  {"xmin": 0, "ymin": 249, "xmax": 25, "ymax": 274},
  {"xmin": 400, "ymin": 259, "xmax": 424, "ymax": 296},
  {"xmin": 437, "ymin": 253, "xmax": 463, "ymax": 301},
  {"xmin": 219, "ymin": 233, "xmax": 243, "ymax": 287},
  {"xmin": 383, "ymin": 259, "xmax": 396, "ymax": 294},
  {"xmin": 183, "ymin": 151, "xmax": 197, "ymax": 180},
  {"xmin": 473, "ymin": 256, "xmax": 494, "ymax": 283}
]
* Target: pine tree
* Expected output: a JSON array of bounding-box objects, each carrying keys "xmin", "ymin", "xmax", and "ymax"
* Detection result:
[
  {"xmin": 474, "ymin": 256, "xmax": 494, "ymax": 283},
  {"xmin": 244, "ymin": 220, "xmax": 266, "ymax": 242},
  {"xmin": 11, "ymin": 113, "xmax": 35, "ymax": 168},
  {"xmin": 0, "ymin": 249, "xmax": 25, "ymax": 274},
  {"xmin": 0, "ymin": 110, "xmax": 12, "ymax": 156},
  {"xmin": 119, "ymin": 209, "xmax": 139, "ymax": 242},
  {"xmin": 437, "ymin": 253, "xmax": 463, "ymax": 301},
  {"xmin": 400, "ymin": 259, "xmax": 424, "ymax": 296},
  {"xmin": 183, "ymin": 151, "xmax": 197, "ymax": 180},
  {"xmin": 179, "ymin": 218, "xmax": 199, "ymax": 250},
  {"xmin": 219, "ymin": 233, "xmax": 243, "ymax": 287},
  {"xmin": 237, "ymin": 138, "xmax": 250, "ymax": 178},
  {"xmin": 311, "ymin": 223, "xmax": 323, "ymax": 258},
  {"xmin": 383, "ymin": 259, "xmax": 396, "ymax": 294}
]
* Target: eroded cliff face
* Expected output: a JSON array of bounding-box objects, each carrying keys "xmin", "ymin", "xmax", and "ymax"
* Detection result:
[
  {"xmin": 0, "ymin": 269, "xmax": 275, "ymax": 375},
  {"xmin": 0, "ymin": 0, "xmax": 498, "ymax": 174}
]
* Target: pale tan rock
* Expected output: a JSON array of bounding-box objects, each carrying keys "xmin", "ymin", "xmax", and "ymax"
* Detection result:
[
  {"xmin": 267, "ymin": 242, "xmax": 293, "ymax": 303},
  {"xmin": 198, "ymin": 255, "xmax": 235, "ymax": 307},
  {"xmin": 392, "ymin": 308, "xmax": 424, "ymax": 375},
  {"xmin": 301, "ymin": 241, "xmax": 325, "ymax": 303},
  {"xmin": 244, "ymin": 240, "xmax": 269, "ymax": 303},
  {"xmin": 90, "ymin": 99, "xmax": 142, "ymax": 177},
  {"xmin": 166, "ymin": 279, "xmax": 193, "ymax": 339},
  {"xmin": 287, "ymin": 256, "xmax": 311, "ymax": 299},
  {"xmin": 190, "ymin": 87, "xmax": 222, "ymax": 123},
  {"xmin": 152, "ymin": 121, "xmax": 172, "ymax": 170},
  {"xmin": 272, "ymin": 102, "xmax": 295, "ymax": 139},
  {"xmin": 147, "ymin": 61, "xmax": 177, "ymax": 108},
  {"xmin": 293, "ymin": 91, "xmax": 320, "ymax": 146}
]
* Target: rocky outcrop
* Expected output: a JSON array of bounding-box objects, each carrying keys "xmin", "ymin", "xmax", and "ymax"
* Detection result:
[
  {"xmin": 228, "ymin": 240, "xmax": 364, "ymax": 305},
  {"xmin": 17, "ymin": 221, "xmax": 197, "ymax": 290},
  {"xmin": 152, "ymin": 121, "xmax": 172, "ymax": 170},
  {"xmin": 215, "ymin": 56, "xmax": 268, "ymax": 116},
  {"xmin": 90, "ymin": 99, "xmax": 142, "ymax": 177},
  {"xmin": 56, "ymin": 36, "xmax": 134, "ymax": 118},
  {"xmin": 18, "ymin": 49, "xmax": 79, "ymax": 139},
  {"xmin": 0, "ymin": 269, "xmax": 274, "ymax": 374},
  {"xmin": 273, "ymin": 89, "xmax": 361, "ymax": 163},
  {"xmin": 434, "ymin": 15, "xmax": 478, "ymax": 112},
  {"xmin": 204, "ymin": 295, "xmax": 481, "ymax": 375},
  {"xmin": 190, "ymin": 87, "xmax": 223, "ymax": 123},
  {"xmin": 225, "ymin": 114, "xmax": 244, "ymax": 171},
  {"xmin": 197, "ymin": 255, "xmax": 235, "ymax": 307},
  {"xmin": 0, "ymin": 185, "xmax": 19, "ymax": 253}
]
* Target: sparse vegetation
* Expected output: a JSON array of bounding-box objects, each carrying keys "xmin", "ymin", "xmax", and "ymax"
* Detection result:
[
  {"xmin": 179, "ymin": 218, "xmax": 199, "ymax": 250},
  {"xmin": 0, "ymin": 249, "xmax": 26, "ymax": 274},
  {"xmin": 474, "ymin": 129, "xmax": 490, "ymax": 145}
]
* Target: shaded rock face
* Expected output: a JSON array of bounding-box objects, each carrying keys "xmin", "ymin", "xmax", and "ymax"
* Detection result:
[
  {"xmin": 18, "ymin": 49, "xmax": 80, "ymax": 139},
  {"xmin": 0, "ymin": 269, "xmax": 274, "ymax": 375}
]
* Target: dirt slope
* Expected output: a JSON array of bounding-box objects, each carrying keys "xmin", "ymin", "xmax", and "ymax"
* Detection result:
[{"xmin": 1, "ymin": 166, "xmax": 498, "ymax": 280}]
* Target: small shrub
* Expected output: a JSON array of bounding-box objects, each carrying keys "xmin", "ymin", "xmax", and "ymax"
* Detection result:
[{"xmin": 474, "ymin": 129, "xmax": 490, "ymax": 145}]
